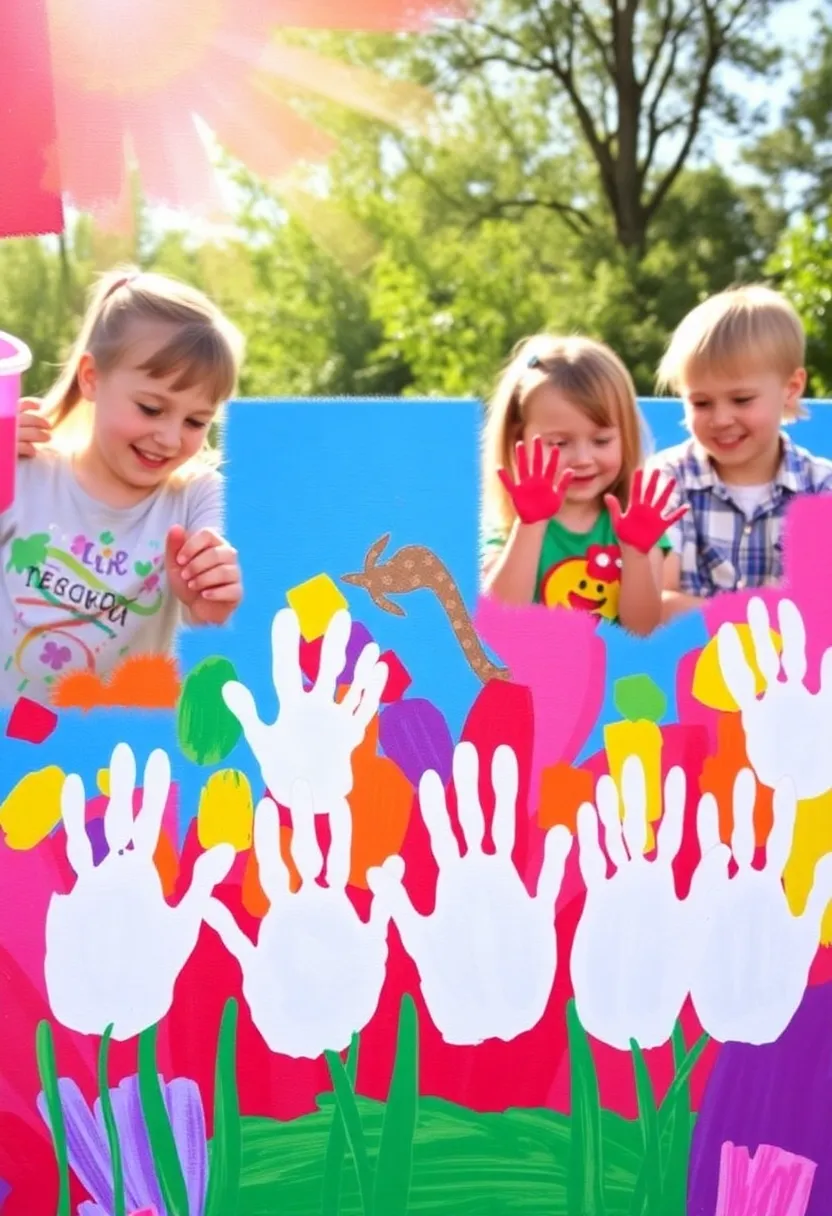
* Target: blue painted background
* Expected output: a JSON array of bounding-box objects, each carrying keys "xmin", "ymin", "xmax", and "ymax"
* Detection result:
[{"xmin": 1, "ymin": 396, "xmax": 831, "ymax": 830}]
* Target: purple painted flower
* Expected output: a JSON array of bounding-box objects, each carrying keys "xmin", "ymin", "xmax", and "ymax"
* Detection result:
[
  {"xmin": 38, "ymin": 1074, "xmax": 207, "ymax": 1216},
  {"xmin": 40, "ymin": 641, "xmax": 72, "ymax": 671},
  {"xmin": 71, "ymin": 534, "xmax": 89, "ymax": 557}
]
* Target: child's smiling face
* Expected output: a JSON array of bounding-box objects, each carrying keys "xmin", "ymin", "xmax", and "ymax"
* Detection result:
[
  {"xmin": 682, "ymin": 364, "xmax": 806, "ymax": 484},
  {"xmin": 521, "ymin": 383, "xmax": 623, "ymax": 505},
  {"xmin": 77, "ymin": 318, "xmax": 219, "ymax": 500}
]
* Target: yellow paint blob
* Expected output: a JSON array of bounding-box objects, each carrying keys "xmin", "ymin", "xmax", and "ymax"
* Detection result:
[
  {"xmin": 604, "ymin": 720, "xmax": 664, "ymax": 851},
  {"xmin": 784, "ymin": 788, "xmax": 832, "ymax": 944},
  {"xmin": 0, "ymin": 766, "xmax": 67, "ymax": 850},
  {"xmin": 198, "ymin": 769, "xmax": 254, "ymax": 852},
  {"xmin": 692, "ymin": 625, "xmax": 782, "ymax": 711}
]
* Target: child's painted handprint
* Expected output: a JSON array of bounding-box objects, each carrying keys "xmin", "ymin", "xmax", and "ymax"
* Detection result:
[
  {"xmin": 497, "ymin": 436, "xmax": 575, "ymax": 524},
  {"xmin": 689, "ymin": 769, "xmax": 832, "ymax": 1045},
  {"xmin": 367, "ymin": 742, "xmax": 572, "ymax": 1045},
  {"xmin": 223, "ymin": 607, "xmax": 387, "ymax": 818},
  {"xmin": 605, "ymin": 469, "xmax": 688, "ymax": 553},
  {"xmin": 45, "ymin": 745, "xmax": 234, "ymax": 1040},
  {"xmin": 717, "ymin": 597, "xmax": 832, "ymax": 800},
  {"xmin": 205, "ymin": 781, "xmax": 396, "ymax": 1057},
  {"xmin": 570, "ymin": 757, "xmax": 689, "ymax": 1050}
]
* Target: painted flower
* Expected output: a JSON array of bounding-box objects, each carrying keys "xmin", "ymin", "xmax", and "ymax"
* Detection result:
[
  {"xmin": 37, "ymin": 1075, "xmax": 207, "ymax": 1216},
  {"xmin": 71, "ymin": 535, "xmax": 89, "ymax": 558},
  {"xmin": 40, "ymin": 642, "xmax": 72, "ymax": 672},
  {"xmin": 142, "ymin": 574, "xmax": 160, "ymax": 594}
]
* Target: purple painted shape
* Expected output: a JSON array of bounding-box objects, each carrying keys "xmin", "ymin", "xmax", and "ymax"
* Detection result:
[
  {"xmin": 86, "ymin": 817, "xmax": 108, "ymax": 866},
  {"xmin": 0, "ymin": 1178, "xmax": 10, "ymax": 1208},
  {"xmin": 689, "ymin": 982, "xmax": 832, "ymax": 1216},
  {"xmin": 341, "ymin": 620, "xmax": 374, "ymax": 685},
  {"xmin": 379, "ymin": 697, "xmax": 454, "ymax": 788}
]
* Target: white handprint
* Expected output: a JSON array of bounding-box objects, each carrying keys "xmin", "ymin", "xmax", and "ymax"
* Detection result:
[
  {"xmin": 367, "ymin": 741, "xmax": 572, "ymax": 1046},
  {"xmin": 688, "ymin": 768, "xmax": 832, "ymax": 1045},
  {"xmin": 204, "ymin": 780, "xmax": 396, "ymax": 1058},
  {"xmin": 45, "ymin": 744, "xmax": 234, "ymax": 1040},
  {"xmin": 570, "ymin": 757, "xmax": 689, "ymax": 1050},
  {"xmin": 717, "ymin": 596, "xmax": 832, "ymax": 800},
  {"xmin": 223, "ymin": 608, "xmax": 387, "ymax": 815}
]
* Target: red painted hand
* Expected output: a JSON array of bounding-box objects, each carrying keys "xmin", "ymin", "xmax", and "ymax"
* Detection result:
[
  {"xmin": 605, "ymin": 470, "xmax": 688, "ymax": 554},
  {"xmin": 497, "ymin": 436, "xmax": 575, "ymax": 525}
]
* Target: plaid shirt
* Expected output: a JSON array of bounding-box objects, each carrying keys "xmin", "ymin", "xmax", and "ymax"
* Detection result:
[{"xmin": 649, "ymin": 434, "xmax": 832, "ymax": 595}]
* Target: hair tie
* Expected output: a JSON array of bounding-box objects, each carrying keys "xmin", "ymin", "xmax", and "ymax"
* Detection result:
[
  {"xmin": 526, "ymin": 353, "xmax": 541, "ymax": 369},
  {"xmin": 103, "ymin": 273, "xmax": 138, "ymax": 301}
]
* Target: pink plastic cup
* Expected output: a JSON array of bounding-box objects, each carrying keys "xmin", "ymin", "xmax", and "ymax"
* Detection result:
[{"xmin": 0, "ymin": 331, "xmax": 33, "ymax": 513}]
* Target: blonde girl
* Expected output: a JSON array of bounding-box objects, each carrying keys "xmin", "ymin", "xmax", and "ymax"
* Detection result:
[
  {"xmin": 481, "ymin": 334, "xmax": 684, "ymax": 635},
  {"xmin": 2, "ymin": 266, "xmax": 245, "ymax": 706}
]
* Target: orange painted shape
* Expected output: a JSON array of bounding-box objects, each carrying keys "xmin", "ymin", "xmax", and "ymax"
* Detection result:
[
  {"xmin": 51, "ymin": 653, "xmax": 181, "ymax": 710},
  {"xmin": 153, "ymin": 828, "xmax": 180, "ymax": 898},
  {"xmin": 699, "ymin": 713, "xmax": 773, "ymax": 847},
  {"xmin": 537, "ymin": 764, "xmax": 595, "ymax": 834}
]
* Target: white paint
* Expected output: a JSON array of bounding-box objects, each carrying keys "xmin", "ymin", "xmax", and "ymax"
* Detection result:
[
  {"xmin": 222, "ymin": 607, "xmax": 387, "ymax": 817},
  {"xmin": 204, "ymin": 780, "xmax": 395, "ymax": 1058},
  {"xmin": 717, "ymin": 597, "xmax": 832, "ymax": 800},
  {"xmin": 367, "ymin": 742, "xmax": 572, "ymax": 1045},
  {"xmin": 688, "ymin": 769, "xmax": 832, "ymax": 1045},
  {"xmin": 45, "ymin": 744, "xmax": 234, "ymax": 1041},
  {"xmin": 570, "ymin": 757, "xmax": 689, "ymax": 1050}
]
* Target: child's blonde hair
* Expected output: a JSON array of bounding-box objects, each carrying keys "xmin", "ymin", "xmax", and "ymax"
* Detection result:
[
  {"xmin": 657, "ymin": 284, "xmax": 806, "ymax": 419},
  {"xmin": 44, "ymin": 265, "xmax": 245, "ymax": 471},
  {"xmin": 482, "ymin": 334, "xmax": 643, "ymax": 538}
]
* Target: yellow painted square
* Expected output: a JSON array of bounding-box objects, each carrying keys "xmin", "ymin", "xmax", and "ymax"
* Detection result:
[{"xmin": 286, "ymin": 573, "xmax": 348, "ymax": 641}]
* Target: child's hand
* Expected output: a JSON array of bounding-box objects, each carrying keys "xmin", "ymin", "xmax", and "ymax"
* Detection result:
[
  {"xmin": 498, "ymin": 436, "xmax": 574, "ymax": 524},
  {"xmin": 165, "ymin": 525, "xmax": 242, "ymax": 625},
  {"xmin": 18, "ymin": 397, "xmax": 51, "ymax": 457},
  {"xmin": 605, "ymin": 470, "xmax": 688, "ymax": 554}
]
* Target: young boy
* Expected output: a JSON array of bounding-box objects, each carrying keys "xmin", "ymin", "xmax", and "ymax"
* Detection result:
[{"xmin": 650, "ymin": 285, "xmax": 832, "ymax": 621}]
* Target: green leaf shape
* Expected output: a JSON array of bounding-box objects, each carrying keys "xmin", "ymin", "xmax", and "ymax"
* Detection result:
[
  {"xmin": 177, "ymin": 655, "xmax": 243, "ymax": 766},
  {"xmin": 205, "ymin": 999, "xmax": 242, "ymax": 1216},
  {"xmin": 98, "ymin": 1024, "xmax": 126, "ymax": 1216},
  {"xmin": 629, "ymin": 1041, "xmax": 660, "ymax": 1216},
  {"xmin": 36, "ymin": 1020, "xmax": 71, "ymax": 1216},
  {"xmin": 325, "ymin": 1048, "xmax": 375, "ymax": 1216},
  {"xmin": 566, "ymin": 998, "xmax": 606, "ymax": 1216},
  {"xmin": 373, "ymin": 996, "xmax": 419, "ymax": 1215},
  {"xmin": 613, "ymin": 675, "xmax": 667, "ymax": 724},
  {"xmin": 322, "ymin": 1034, "xmax": 360, "ymax": 1215},
  {"xmin": 138, "ymin": 1022, "xmax": 190, "ymax": 1216}
]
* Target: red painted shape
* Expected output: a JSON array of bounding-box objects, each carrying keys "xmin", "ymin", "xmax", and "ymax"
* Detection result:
[
  {"xmin": 0, "ymin": 0, "xmax": 64, "ymax": 238},
  {"xmin": 379, "ymin": 650, "xmax": 412, "ymax": 702},
  {"xmin": 5, "ymin": 696, "xmax": 58, "ymax": 744}
]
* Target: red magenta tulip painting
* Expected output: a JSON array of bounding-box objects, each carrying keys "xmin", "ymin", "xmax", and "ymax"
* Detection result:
[
  {"xmin": 0, "ymin": 0, "xmax": 466, "ymax": 238},
  {"xmin": 2, "ymin": 403, "xmax": 832, "ymax": 1214}
]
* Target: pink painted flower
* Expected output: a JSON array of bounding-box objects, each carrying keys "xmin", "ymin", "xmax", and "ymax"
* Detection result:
[
  {"xmin": 70, "ymin": 535, "xmax": 88, "ymax": 557},
  {"xmin": 39, "ymin": 642, "xmax": 71, "ymax": 671}
]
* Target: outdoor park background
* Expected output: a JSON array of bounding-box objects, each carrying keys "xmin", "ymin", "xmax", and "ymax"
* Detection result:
[{"xmin": 2, "ymin": 0, "xmax": 831, "ymax": 405}]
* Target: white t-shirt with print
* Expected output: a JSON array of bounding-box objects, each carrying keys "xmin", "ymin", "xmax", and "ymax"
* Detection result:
[{"xmin": 0, "ymin": 449, "xmax": 223, "ymax": 706}]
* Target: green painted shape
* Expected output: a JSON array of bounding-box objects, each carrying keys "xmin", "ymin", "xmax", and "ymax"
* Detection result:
[
  {"xmin": 135, "ymin": 560, "xmax": 153, "ymax": 577},
  {"xmin": 138, "ymin": 1023, "xmax": 190, "ymax": 1216},
  {"xmin": 235, "ymin": 1095, "xmax": 647, "ymax": 1215},
  {"xmin": 567, "ymin": 999, "xmax": 606, "ymax": 1216},
  {"xmin": 613, "ymin": 675, "xmax": 667, "ymax": 724},
  {"xmin": 99, "ymin": 530, "xmax": 115, "ymax": 545},
  {"xmin": 205, "ymin": 999, "xmax": 242, "ymax": 1216},
  {"xmin": 325, "ymin": 1048, "xmax": 374, "ymax": 1216},
  {"xmin": 99, "ymin": 1025, "xmax": 127, "ymax": 1216},
  {"xmin": 629, "ymin": 1041, "xmax": 660, "ymax": 1216},
  {"xmin": 321, "ymin": 1034, "xmax": 360, "ymax": 1215},
  {"xmin": 177, "ymin": 656, "xmax": 243, "ymax": 766},
  {"xmin": 36, "ymin": 1020, "xmax": 71, "ymax": 1216},
  {"xmin": 373, "ymin": 996, "xmax": 419, "ymax": 1215},
  {"xmin": 6, "ymin": 531, "xmax": 50, "ymax": 573}
]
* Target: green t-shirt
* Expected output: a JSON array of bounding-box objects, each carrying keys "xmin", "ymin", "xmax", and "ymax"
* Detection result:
[{"xmin": 482, "ymin": 507, "xmax": 671, "ymax": 623}]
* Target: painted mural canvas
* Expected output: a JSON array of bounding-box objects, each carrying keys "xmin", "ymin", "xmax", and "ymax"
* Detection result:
[{"xmin": 2, "ymin": 397, "xmax": 832, "ymax": 1215}]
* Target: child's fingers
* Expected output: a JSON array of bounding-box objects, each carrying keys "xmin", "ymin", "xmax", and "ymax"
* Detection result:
[
  {"xmin": 181, "ymin": 544, "xmax": 237, "ymax": 583},
  {"xmin": 175, "ymin": 527, "xmax": 223, "ymax": 567},
  {"xmin": 17, "ymin": 441, "xmax": 38, "ymax": 459},
  {"xmin": 200, "ymin": 580, "xmax": 243, "ymax": 603},
  {"xmin": 19, "ymin": 415, "xmax": 51, "ymax": 442},
  {"xmin": 18, "ymin": 396, "xmax": 43, "ymax": 414},
  {"xmin": 188, "ymin": 562, "xmax": 240, "ymax": 594}
]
